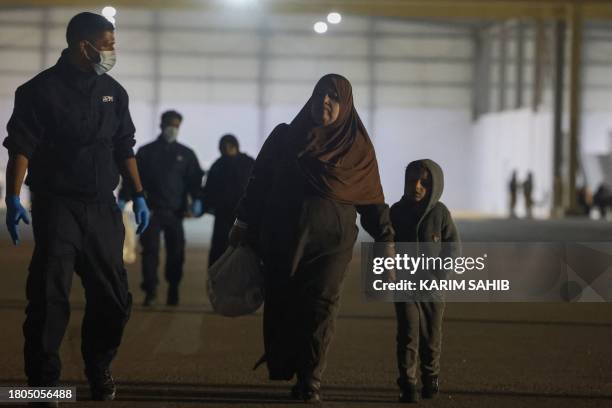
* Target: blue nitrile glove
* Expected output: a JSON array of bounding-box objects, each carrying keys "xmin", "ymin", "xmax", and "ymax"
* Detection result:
[
  {"xmin": 117, "ymin": 199, "xmax": 126, "ymax": 212},
  {"xmin": 133, "ymin": 196, "xmax": 150, "ymax": 234},
  {"xmin": 191, "ymin": 199, "xmax": 203, "ymax": 217},
  {"xmin": 5, "ymin": 195, "xmax": 29, "ymax": 245}
]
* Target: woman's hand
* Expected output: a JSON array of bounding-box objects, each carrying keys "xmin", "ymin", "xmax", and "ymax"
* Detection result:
[{"xmin": 228, "ymin": 224, "xmax": 248, "ymax": 247}]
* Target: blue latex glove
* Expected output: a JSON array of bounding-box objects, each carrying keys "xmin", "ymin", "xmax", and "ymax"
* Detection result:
[
  {"xmin": 191, "ymin": 199, "xmax": 203, "ymax": 217},
  {"xmin": 133, "ymin": 196, "xmax": 150, "ymax": 234},
  {"xmin": 117, "ymin": 199, "xmax": 126, "ymax": 212},
  {"xmin": 5, "ymin": 195, "xmax": 29, "ymax": 245}
]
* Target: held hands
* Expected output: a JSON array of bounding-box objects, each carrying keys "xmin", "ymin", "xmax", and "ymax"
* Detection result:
[
  {"xmin": 5, "ymin": 195, "xmax": 29, "ymax": 245},
  {"xmin": 383, "ymin": 242, "xmax": 397, "ymax": 283},
  {"xmin": 133, "ymin": 196, "xmax": 150, "ymax": 235},
  {"xmin": 117, "ymin": 199, "xmax": 127, "ymax": 212}
]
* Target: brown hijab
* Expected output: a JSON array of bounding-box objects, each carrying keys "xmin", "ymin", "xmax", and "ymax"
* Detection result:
[{"xmin": 289, "ymin": 74, "xmax": 385, "ymax": 205}]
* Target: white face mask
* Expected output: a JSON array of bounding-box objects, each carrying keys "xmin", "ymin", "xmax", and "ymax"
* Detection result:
[
  {"xmin": 85, "ymin": 42, "xmax": 116, "ymax": 75},
  {"xmin": 162, "ymin": 126, "xmax": 179, "ymax": 143}
]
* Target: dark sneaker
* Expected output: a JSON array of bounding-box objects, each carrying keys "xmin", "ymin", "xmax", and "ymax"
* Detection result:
[
  {"xmin": 421, "ymin": 376, "xmax": 439, "ymax": 399},
  {"xmin": 398, "ymin": 379, "xmax": 419, "ymax": 403},
  {"xmin": 143, "ymin": 291, "xmax": 156, "ymax": 307},
  {"xmin": 302, "ymin": 388, "xmax": 322, "ymax": 404},
  {"xmin": 167, "ymin": 285, "xmax": 179, "ymax": 306},
  {"xmin": 290, "ymin": 380, "xmax": 322, "ymax": 404},
  {"xmin": 86, "ymin": 369, "xmax": 116, "ymax": 401}
]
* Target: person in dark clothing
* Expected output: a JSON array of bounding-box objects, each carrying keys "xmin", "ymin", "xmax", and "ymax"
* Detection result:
[
  {"xmin": 594, "ymin": 183, "xmax": 612, "ymax": 219},
  {"xmin": 229, "ymin": 74, "xmax": 395, "ymax": 403},
  {"xmin": 390, "ymin": 159, "xmax": 460, "ymax": 403},
  {"xmin": 3, "ymin": 12, "xmax": 149, "ymax": 403},
  {"xmin": 119, "ymin": 110, "xmax": 204, "ymax": 306},
  {"xmin": 523, "ymin": 171, "xmax": 534, "ymax": 218},
  {"xmin": 201, "ymin": 134, "xmax": 254, "ymax": 266},
  {"xmin": 576, "ymin": 185, "xmax": 593, "ymax": 216},
  {"xmin": 509, "ymin": 170, "xmax": 518, "ymax": 218}
]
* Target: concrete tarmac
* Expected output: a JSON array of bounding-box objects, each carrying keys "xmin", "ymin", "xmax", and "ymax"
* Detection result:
[{"xmin": 1, "ymin": 215, "xmax": 612, "ymax": 407}]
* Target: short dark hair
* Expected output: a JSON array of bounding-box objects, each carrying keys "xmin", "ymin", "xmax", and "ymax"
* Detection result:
[
  {"xmin": 66, "ymin": 12, "xmax": 114, "ymax": 47},
  {"xmin": 219, "ymin": 134, "xmax": 239, "ymax": 152},
  {"xmin": 161, "ymin": 110, "xmax": 183, "ymax": 126}
]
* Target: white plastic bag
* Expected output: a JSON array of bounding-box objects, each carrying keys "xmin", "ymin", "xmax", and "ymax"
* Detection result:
[{"xmin": 207, "ymin": 245, "xmax": 264, "ymax": 317}]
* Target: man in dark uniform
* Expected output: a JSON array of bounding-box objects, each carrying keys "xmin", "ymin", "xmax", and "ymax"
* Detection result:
[
  {"xmin": 119, "ymin": 110, "xmax": 204, "ymax": 306},
  {"xmin": 3, "ymin": 12, "xmax": 149, "ymax": 402},
  {"xmin": 201, "ymin": 134, "xmax": 254, "ymax": 266}
]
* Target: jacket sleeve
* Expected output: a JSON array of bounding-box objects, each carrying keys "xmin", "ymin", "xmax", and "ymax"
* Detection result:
[
  {"xmin": 117, "ymin": 177, "xmax": 131, "ymax": 201},
  {"xmin": 187, "ymin": 149, "xmax": 205, "ymax": 201},
  {"xmin": 3, "ymin": 84, "xmax": 43, "ymax": 160},
  {"xmin": 235, "ymin": 123, "xmax": 289, "ymax": 230},
  {"xmin": 112, "ymin": 86, "xmax": 136, "ymax": 163},
  {"xmin": 441, "ymin": 207, "xmax": 461, "ymax": 258},
  {"xmin": 356, "ymin": 203, "xmax": 395, "ymax": 243}
]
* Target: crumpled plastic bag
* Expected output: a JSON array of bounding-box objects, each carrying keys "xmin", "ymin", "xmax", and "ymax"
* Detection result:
[{"xmin": 207, "ymin": 245, "xmax": 264, "ymax": 317}]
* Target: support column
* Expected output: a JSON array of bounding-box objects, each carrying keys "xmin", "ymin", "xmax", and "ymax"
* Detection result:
[
  {"xmin": 257, "ymin": 16, "xmax": 270, "ymax": 146},
  {"xmin": 552, "ymin": 19, "xmax": 566, "ymax": 217},
  {"xmin": 515, "ymin": 21, "xmax": 525, "ymax": 109},
  {"xmin": 472, "ymin": 27, "xmax": 491, "ymax": 119},
  {"xmin": 498, "ymin": 23, "xmax": 508, "ymax": 111},
  {"xmin": 532, "ymin": 19, "xmax": 545, "ymax": 111},
  {"xmin": 151, "ymin": 11, "xmax": 162, "ymax": 127},
  {"xmin": 567, "ymin": 3, "xmax": 583, "ymax": 213}
]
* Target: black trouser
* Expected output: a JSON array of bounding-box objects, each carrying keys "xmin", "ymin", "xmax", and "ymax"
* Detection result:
[
  {"xmin": 208, "ymin": 213, "xmax": 234, "ymax": 267},
  {"xmin": 139, "ymin": 209, "xmax": 185, "ymax": 293},
  {"xmin": 394, "ymin": 301, "xmax": 445, "ymax": 384},
  {"xmin": 24, "ymin": 194, "xmax": 132, "ymax": 386}
]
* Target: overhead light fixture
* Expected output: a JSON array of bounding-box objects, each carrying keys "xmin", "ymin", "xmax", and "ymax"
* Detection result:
[
  {"xmin": 102, "ymin": 6, "xmax": 116, "ymax": 19},
  {"xmin": 314, "ymin": 21, "xmax": 328, "ymax": 34},
  {"xmin": 327, "ymin": 12, "xmax": 342, "ymax": 24}
]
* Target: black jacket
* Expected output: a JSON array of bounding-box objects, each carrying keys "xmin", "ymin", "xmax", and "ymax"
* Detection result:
[
  {"xmin": 201, "ymin": 152, "xmax": 254, "ymax": 218},
  {"xmin": 120, "ymin": 137, "xmax": 204, "ymax": 213},
  {"xmin": 390, "ymin": 159, "xmax": 460, "ymax": 256},
  {"xmin": 3, "ymin": 49, "xmax": 136, "ymax": 201}
]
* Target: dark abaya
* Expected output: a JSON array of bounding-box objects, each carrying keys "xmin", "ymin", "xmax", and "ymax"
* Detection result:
[{"xmin": 236, "ymin": 74, "xmax": 395, "ymax": 388}]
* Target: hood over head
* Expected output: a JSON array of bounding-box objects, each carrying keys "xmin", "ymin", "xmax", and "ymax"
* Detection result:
[{"xmin": 403, "ymin": 158, "xmax": 444, "ymax": 215}]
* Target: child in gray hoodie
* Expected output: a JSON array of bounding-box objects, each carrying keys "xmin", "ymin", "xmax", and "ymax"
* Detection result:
[{"xmin": 390, "ymin": 159, "xmax": 460, "ymax": 403}]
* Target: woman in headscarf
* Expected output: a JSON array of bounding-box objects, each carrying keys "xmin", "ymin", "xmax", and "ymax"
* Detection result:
[{"xmin": 230, "ymin": 74, "xmax": 394, "ymax": 403}]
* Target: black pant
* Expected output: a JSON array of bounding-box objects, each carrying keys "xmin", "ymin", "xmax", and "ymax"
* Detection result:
[
  {"xmin": 139, "ymin": 209, "xmax": 185, "ymax": 293},
  {"xmin": 24, "ymin": 194, "xmax": 132, "ymax": 386},
  {"xmin": 208, "ymin": 213, "xmax": 234, "ymax": 267},
  {"xmin": 394, "ymin": 301, "xmax": 445, "ymax": 384}
]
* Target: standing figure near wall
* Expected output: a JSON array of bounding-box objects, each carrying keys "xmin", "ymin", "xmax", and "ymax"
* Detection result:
[
  {"xmin": 509, "ymin": 170, "xmax": 519, "ymax": 218},
  {"xmin": 593, "ymin": 183, "xmax": 612, "ymax": 219},
  {"xmin": 201, "ymin": 134, "xmax": 254, "ymax": 266},
  {"xmin": 119, "ymin": 110, "xmax": 205, "ymax": 307},
  {"xmin": 228, "ymin": 74, "xmax": 395, "ymax": 403},
  {"xmin": 523, "ymin": 171, "xmax": 534, "ymax": 218}
]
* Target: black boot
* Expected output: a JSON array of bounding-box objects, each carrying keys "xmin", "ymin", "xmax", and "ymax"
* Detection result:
[
  {"xmin": 397, "ymin": 378, "xmax": 419, "ymax": 403},
  {"xmin": 86, "ymin": 369, "xmax": 116, "ymax": 401},
  {"xmin": 421, "ymin": 376, "xmax": 439, "ymax": 399},
  {"xmin": 143, "ymin": 290, "xmax": 156, "ymax": 307},
  {"xmin": 167, "ymin": 285, "xmax": 179, "ymax": 306},
  {"xmin": 292, "ymin": 374, "xmax": 322, "ymax": 404}
]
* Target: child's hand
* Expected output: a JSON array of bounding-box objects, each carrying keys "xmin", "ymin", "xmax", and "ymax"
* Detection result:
[{"xmin": 383, "ymin": 243, "xmax": 396, "ymax": 283}]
